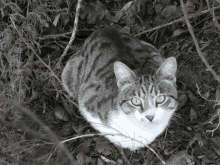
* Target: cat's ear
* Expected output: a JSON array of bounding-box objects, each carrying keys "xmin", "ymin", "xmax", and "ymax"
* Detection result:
[
  {"xmin": 114, "ymin": 61, "xmax": 137, "ymax": 88},
  {"xmin": 156, "ymin": 57, "xmax": 177, "ymax": 83}
]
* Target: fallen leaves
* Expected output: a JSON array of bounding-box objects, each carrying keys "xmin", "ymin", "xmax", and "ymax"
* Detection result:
[
  {"xmin": 80, "ymin": 1, "xmax": 105, "ymax": 24},
  {"xmin": 210, "ymin": 136, "xmax": 220, "ymax": 157},
  {"xmin": 165, "ymin": 150, "xmax": 194, "ymax": 165},
  {"xmin": 54, "ymin": 106, "xmax": 70, "ymax": 121}
]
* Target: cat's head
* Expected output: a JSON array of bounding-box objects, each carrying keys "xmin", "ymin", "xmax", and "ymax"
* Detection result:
[{"xmin": 114, "ymin": 57, "xmax": 178, "ymax": 125}]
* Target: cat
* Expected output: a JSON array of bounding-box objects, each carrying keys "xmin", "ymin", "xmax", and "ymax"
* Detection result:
[{"xmin": 62, "ymin": 27, "xmax": 178, "ymax": 151}]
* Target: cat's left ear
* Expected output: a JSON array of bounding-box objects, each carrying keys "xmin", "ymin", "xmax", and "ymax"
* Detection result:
[
  {"xmin": 114, "ymin": 61, "xmax": 137, "ymax": 88},
  {"xmin": 156, "ymin": 57, "xmax": 177, "ymax": 83}
]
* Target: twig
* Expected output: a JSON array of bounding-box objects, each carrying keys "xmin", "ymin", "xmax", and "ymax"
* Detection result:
[
  {"xmin": 54, "ymin": 0, "xmax": 82, "ymax": 70},
  {"xmin": 206, "ymin": 108, "xmax": 220, "ymax": 136},
  {"xmin": 135, "ymin": 5, "xmax": 220, "ymax": 36},
  {"xmin": 212, "ymin": 1, "xmax": 220, "ymax": 31},
  {"xmin": 196, "ymin": 84, "xmax": 217, "ymax": 103},
  {"xmin": 60, "ymin": 133, "xmax": 165, "ymax": 164},
  {"xmin": 37, "ymin": 31, "xmax": 72, "ymax": 40},
  {"xmin": 180, "ymin": 0, "xmax": 220, "ymax": 83},
  {"xmin": 0, "ymin": 94, "xmax": 75, "ymax": 165}
]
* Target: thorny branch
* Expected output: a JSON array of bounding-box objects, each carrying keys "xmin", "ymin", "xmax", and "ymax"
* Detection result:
[{"xmin": 180, "ymin": 0, "xmax": 220, "ymax": 83}]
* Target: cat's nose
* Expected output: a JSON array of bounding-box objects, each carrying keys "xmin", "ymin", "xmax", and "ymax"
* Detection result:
[{"xmin": 146, "ymin": 115, "xmax": 154, "ymax": 122}]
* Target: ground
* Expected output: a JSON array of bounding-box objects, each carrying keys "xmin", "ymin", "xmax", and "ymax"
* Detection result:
[{"xmin": 1, "ymin": 0, "xmax": 220, "ymax": 164}]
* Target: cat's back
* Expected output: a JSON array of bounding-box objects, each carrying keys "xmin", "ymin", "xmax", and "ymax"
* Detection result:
[
  {"xmin": 62, "ymin": 27, "xmax": 164, "ymax": 98},
  {"xmin": 81, "ymin": 27, "xmax": 163, "ymax": 69}
]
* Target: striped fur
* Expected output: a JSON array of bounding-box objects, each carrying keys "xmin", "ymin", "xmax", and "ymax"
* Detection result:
[{"xmin": 62, "ymin": 27, "xmax": 178, "ymax": 150}]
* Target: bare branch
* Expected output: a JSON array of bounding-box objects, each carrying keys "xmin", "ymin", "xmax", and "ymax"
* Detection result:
[
  {"xmin": 55, "ymin": 0, "xmax": 83, "ymax": 69},
  {"xmin": 37, "ymin": 31, "xmax": 72, "ymax": 40},
  {"xmin": 180, "ymin": 0, "xmax": 220, "ymax": 83},
  {"xmin": 135, "ymin": 5, "xmax": 220, "ymax": 36}
]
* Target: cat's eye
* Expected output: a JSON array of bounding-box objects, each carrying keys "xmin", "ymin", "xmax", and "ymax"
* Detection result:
[
  {"xmin": 156, "ymin": 95, "xmax": 166, "ymax": 104},
  {"xmin": 131, "ymin": 98, "xmax": 142, "ymax": 106}
]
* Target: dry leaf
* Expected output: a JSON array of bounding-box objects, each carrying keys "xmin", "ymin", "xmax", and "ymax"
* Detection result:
[
  {"xmin": 101, "ymin": 155, "xmax": 117, "ymax": 165},
  {"xmin": 210, "ymin": 137, "xmax": 220, "ymax": 156},
  {"xmin": 188, "ymin": 133, "xmax": 201, "ymax": 147},
  {"xmin": 76, "ymin": 140, "xmax": 93, "ymax": 164},
  {"xmin": 56, "ymin": 123, "xmax": 74, "ymax": 137},
  {"xmin": 161, "ymin": 5, "xmax": 177, "ymax": 21},
  {"xmin": 155, "ymin": 3, "xmax": 164, "ymax": 14},
  {"xmin": 53, "ymin": 13, "xmax": 60, "ymax": 27},
  {"xmin": 97, "ymin": 157, "xmax": 105, "ymax": 165},
  {"xmin": 200, "ymin": 41, "xmax": 210, "ymax": 51},
  {"xmin": 178, "ymin": 66, "xmax": 202, "ymax": 89},
  {"xmin": 80, "ymin": 1, "xmax": 105, "ymax": 24},
  {"xmin": 113, "ymin": 1, "xmax": 133, "ymax": 23},
  {"xmin": 76, "ymin": 151, "xmax": 85, "ymax": 165},
  {"xmin": 177, "ymin": 91, "xmax": 188, "ymax": 110},
  {"xmin": 190, "ymin": 108, "xmax": 197, "ymax": 122},
  {"xmin": 187, "ymin": 90, "xmax": 199, "ymax": 102},
  {"xmin": 204, "ymin": 91, "xmax": 210, "ymax": 99},
  {"xmin": 96, "ymin": 142, "xmax": 113, "ymax": 156},
  {"xmin": 164, "ymin": 145, "xmax": 179, "ymax": 155},
  {"xmin": 172, "ymin": 29, "xmax": 186, "ymax": 37},
  {"xmin": 0, "ymin": 135, "xmax": 7, "ymax": 144},
  {"xmin": 165, "ymin": 150, "xmax": 193, "ymax": 165},
  {"xmin": 54, "ymin": 106, "xmax": 70, "ymax": 121},
  {"xmin": 215, "ymin": 84, "xmax": 220, "ymax": 101},
  {"xmin": 60, "ymin": 12, "xmax": 71, "ymax": 27}
]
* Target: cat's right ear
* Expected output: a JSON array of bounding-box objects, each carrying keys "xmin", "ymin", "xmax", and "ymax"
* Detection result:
[
  {"xmin": 155, "ymin": 57, "xmax": 177, "ymax": 83},
  {"xmin": 114, "ymin": 61, "xmax": 137, "ymax": 88}
]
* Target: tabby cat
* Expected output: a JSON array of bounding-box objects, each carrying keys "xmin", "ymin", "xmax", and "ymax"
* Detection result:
[{"xmin": 62, "ymin": 27, "xmax": 178, "ymax": 151}]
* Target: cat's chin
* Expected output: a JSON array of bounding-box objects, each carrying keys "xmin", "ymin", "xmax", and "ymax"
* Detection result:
[{"xmin": 104, "ymin": 109, "xmax": 169, "ymax": 150}]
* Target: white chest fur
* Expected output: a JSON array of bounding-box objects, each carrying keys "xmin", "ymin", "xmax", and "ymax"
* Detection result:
[{"xmin": 79, "ymin": 101, "xmax": 173, "ymax": 151}]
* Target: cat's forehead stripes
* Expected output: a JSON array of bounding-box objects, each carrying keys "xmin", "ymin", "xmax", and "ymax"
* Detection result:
[{"xmin": 157, "ymin": 81, "xmax": 178, "ymax": 99}]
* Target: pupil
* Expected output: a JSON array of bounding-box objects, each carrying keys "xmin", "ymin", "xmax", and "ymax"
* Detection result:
[{"xmin": 132, "ymin": 98, "xmax": 140, "ymax": 105}]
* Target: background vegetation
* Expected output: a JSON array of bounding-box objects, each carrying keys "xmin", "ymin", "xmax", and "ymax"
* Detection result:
[{"xmin": 1, "ymin": 0, "xmax": 220, "ymax": 164}]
